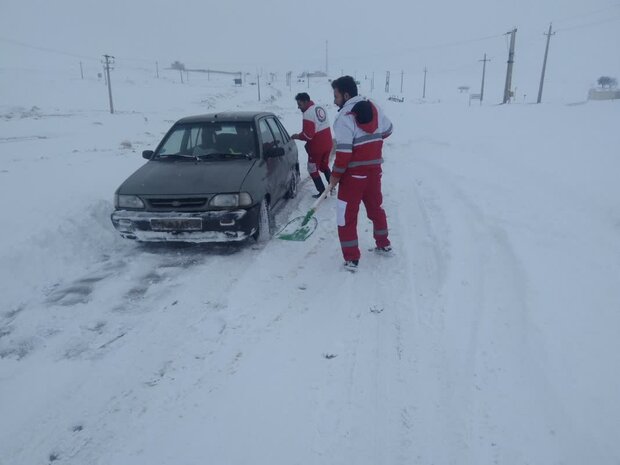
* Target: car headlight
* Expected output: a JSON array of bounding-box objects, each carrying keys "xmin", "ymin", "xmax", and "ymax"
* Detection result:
[
  {"xmin": 209, "ymin": 192, "xmax": 253, "ymax": 208},
  {"xmin": 115, "ymin": 194, "xmax": 145, "ymax": 209}
]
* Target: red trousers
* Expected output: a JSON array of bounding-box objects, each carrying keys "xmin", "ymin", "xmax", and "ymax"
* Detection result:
[
  {"xmin": 336, "ymin": 171, "xmax": 390, "ymax": 261},
  {"xmin": 307, "ymin": 148, "xmax": 331, "ymax": 178}
]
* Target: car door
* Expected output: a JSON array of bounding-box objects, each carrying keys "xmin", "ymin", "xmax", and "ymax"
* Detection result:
[
  {"xmin": 265, "ymin": 117, "xmax": 293, "ymax": 199},
  {"xmin": 258, "ymin": 118, "xmax": 285, "ymax": 201},
  {"xmin": 271, "ymin": 116, "xmax": 298, "ymax": 171}
]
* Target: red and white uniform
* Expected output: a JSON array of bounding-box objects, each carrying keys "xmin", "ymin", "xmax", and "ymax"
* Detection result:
[
  {"xmin": 332, "ymin": 96, "xmax": 393, "ymax": 261},
  {"xmin": 297, "ymin": 101, "xmax": 333, "ymax": 178}
]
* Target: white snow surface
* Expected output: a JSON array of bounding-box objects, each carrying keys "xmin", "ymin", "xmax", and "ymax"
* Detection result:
[{"xmin": 1, "ymin": 68, "xmax": 619, "ymax": 465}]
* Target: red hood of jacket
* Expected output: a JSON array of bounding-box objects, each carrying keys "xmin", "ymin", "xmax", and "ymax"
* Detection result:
[{"xmin": 348, "ymin": 100, "xmax": 379, "ymax": 133}]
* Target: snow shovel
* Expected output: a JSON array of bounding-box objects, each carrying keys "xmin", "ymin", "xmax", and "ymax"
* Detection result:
[{"xmin": 276, "ymin": 189, "xmax": 329, "ymax": 241}]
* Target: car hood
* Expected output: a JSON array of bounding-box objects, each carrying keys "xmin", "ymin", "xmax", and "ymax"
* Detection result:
[{"xmin": 118, "ymin": 159, "xmax": 256, "ymax": 195}]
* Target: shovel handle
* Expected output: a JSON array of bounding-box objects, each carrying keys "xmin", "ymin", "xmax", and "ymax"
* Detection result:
[
  {"xmin": 300, "ymin": 189, "xmax": 330, "ymax": 226},
  {"xmin": 310, "ymin": 189, "xmax": 329, "ymax": 211}
]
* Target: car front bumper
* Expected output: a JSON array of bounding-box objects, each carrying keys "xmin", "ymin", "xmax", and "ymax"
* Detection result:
[{"xmin": 110, "ymin": 206, "xmax": 259, "ymax": 242}]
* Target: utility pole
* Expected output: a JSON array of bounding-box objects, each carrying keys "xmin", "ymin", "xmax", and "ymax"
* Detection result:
[
  {"xmin": 79, "ymin": 61, "xmax": 84, "ymax": 79},
  {"xmin": 102, "ymin": 54, "xmax": 115, "ymax": 114},
  {"xmin": 325, "ymin": 40, "xmax": 329, "ymax": 75},
  {"xmin": 537, "ymin": 23, "xmax": 555, "ymax": 104},
  {"xmin": 422, "ymin": 67, "xmax": 427, "ymax": 99},
  {"xmin": 156, "ymin": 61, "xmax": 159, "ymax": 78},
  {"xmin": 400, "ymin": 70, "xmax": 404, "ymax": 93},
  {"xmin": 503, "ymin": 28, "xmax": 517, "ymax": 104},
  {"xmin": 479, "ymin": 53, "xmax": 490, "ymax": 104},
  {"xmin": 179, "ymin": 68, "xmax": 184, "ymax": 83},
  {"xmin": 385, "ymin": 71, "xmax": 390, "ymax": 93},
  {"xmin": 257, "ymin": 73, "xmax": 261, "ymax": 101}
]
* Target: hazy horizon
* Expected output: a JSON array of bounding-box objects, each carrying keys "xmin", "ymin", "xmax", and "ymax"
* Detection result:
[{"xmin": 1, "ymin": 0, "xmax": 619, "ymax": 102}]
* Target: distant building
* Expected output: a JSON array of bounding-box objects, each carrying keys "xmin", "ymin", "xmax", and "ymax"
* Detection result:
[
  {"xmin": 297, "ymin": 71, "xmax": 328, "ymax": 79},
  {"xmin": 588, "ymin": 88, "xmax": 620, "ymax": 100}
]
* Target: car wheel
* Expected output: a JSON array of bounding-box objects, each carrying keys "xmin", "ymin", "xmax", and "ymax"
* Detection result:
[
  {"xmin": 253, "ymin": 197, "xmax": 273, "ymax": 242},
  {"xmin": 285, "ymin": 169, "xmax": 299, "ymax": 199}
]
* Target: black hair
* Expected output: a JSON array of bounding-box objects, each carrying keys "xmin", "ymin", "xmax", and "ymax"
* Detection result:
[
  {"xmin": 331, "ymin": 76, "xmax": 358, "ymax": 98},
  {"xmin": 295, "ymin": 92, "xmax": 311, "ymax": 102}
]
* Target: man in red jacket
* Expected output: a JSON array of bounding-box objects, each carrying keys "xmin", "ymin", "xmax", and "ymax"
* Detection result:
[
  {"xmin": 291, "ymin": 93, "xmax": 334, "ymax": 198},
  {"xmin": 326, "ymin": 76, "xmax": 393, "ymax": 271}
]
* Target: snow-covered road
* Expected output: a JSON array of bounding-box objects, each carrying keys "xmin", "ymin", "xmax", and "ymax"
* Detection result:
[{"xmin": 1, "ymin": 69, "xmax": 619, "ymax": 464}]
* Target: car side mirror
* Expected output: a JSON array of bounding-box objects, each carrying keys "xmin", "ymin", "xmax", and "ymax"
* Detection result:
[
  {"xmin": 142, "ymin": 150, "xmax": 154, "ymax": 160},
  {"xmin": 266, "ymin": 147, "xmax": 285, "ymax": 158}
]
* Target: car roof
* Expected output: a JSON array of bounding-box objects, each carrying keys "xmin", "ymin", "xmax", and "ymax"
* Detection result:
[{"xmin": 176, "ymin": 112, "xmax": 274, "ymax": 124}]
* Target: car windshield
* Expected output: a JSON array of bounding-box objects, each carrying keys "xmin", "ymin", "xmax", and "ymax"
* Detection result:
[{"xmin": 154, "ymin": 122, "xmax": 257, "ymax": 161}]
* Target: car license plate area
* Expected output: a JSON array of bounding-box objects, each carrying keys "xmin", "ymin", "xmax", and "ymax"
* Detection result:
[{"xmin": 150, "ymin": 218, "xmax": 203, "ymax": 231}]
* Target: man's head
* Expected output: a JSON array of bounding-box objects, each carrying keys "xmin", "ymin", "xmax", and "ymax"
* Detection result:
[
  {"xmin": 201, "ymin": 126, "xmax": 215, "ymax": 147},
  {"xmin": 295, "ymin": 92, "xmax": 312, "ymax": 112},
  {"xmin": 236, "ymin": 124, "xmax": 254, "ymax": 139},
  {"xmin": 331, "ymin": 76, "xmax": 358, "ymax": 109}
]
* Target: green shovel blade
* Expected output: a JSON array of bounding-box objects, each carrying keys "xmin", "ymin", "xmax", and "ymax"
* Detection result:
[{"xmin": 276, "ymin": 216, "xmax": 318, "ymax": 241}]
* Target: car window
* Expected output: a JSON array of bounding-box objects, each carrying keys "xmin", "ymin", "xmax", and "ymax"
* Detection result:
[
  {"xmin": 155, "ymin": 122, "xmax": 257, "ymax": 159},
  {"xmin": 274, "ymin": 118, "xmax": 291, "ymax": 142},
  {"xmin": 214, "ymin": 123, "xmax": 256, "ymax": 157},
  {"xmin": 187, "ymin": 126, "xmax": 200, "ymax": 151},
  {"xmin": 157, "ymin": 126, "xmax": 200, "ymax": 155},
  {"xmin": 266, "ymin": 118, "xmax": 285, "ymax": 147},
  {"xmin": 258, "ymin": 119, "xmax": 275, "ymax": 153},
  {"xmin": 158, "ymin": 128, "xmax": 185, "ymax": 155},
  {"xmin": 215, "ymin": 124, "xmax": 237, "ymax": 135}
]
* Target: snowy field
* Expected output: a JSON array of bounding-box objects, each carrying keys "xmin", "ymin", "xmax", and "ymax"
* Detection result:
[{"xmin": 1, "ymin": 66, "xmax": 619, "ymax": 464}]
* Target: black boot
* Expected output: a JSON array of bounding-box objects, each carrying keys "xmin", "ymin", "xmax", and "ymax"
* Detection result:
[{"xmin": 312, "ymin": 176, "xmax": 325, "ymax": 197}]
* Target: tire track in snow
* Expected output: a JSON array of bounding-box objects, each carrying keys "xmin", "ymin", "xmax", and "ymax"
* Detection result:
[
  {"xmin": 368, "ymin": 145, "xmax": 463, "ymax": 464},
  {"xmin": 409, "ymin": 157, "xmax": 585, "ymax": 464},
  {"xmin": 6, "ymin": 180, "xmax": 321, "ymax": 464},
  {"xmin": 3, "ymin": 248, "xmax": 257, "ymax": 464}
]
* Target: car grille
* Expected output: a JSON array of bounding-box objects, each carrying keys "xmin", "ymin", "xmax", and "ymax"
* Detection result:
[{"xmin": 147, "ymin": 198, "xmax": 208, "ymax": 211}]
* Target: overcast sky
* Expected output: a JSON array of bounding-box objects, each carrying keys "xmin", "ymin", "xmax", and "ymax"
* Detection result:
[{"xmin": 1, "ymin": 0, "xmax": 619, "ymax": 100}]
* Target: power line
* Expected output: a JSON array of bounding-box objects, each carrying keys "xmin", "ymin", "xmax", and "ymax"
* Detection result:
[
  {"xmin": 555, "ymin": 14, "xmax": 620, "ymax": 32},
  {"xmin": 553, "ymin": 3, "xmax": 620, "ymax": 25},
  {"xmin": 0, "ymin": 36, "xmax": 99, "ymax": 61},
  {"xmin": 2, "ymin": 9, "xmax": 618, "ymax": 76},
  {"xmin": 334, "ymin": 32, "xmax": 505, "ymax": 62}
]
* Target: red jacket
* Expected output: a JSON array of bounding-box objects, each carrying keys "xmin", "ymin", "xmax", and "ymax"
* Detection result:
[
  {"xmin": 298, "ymin": 101, "xmax": 333, "ymax": 155},
  {"xmin": 332, "ymin": 97, "xmax": 393, "ymax": 178}
]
